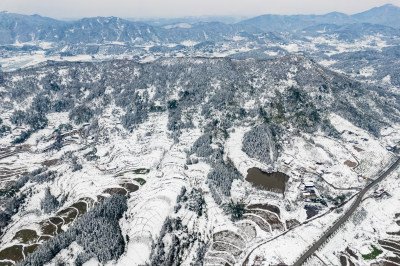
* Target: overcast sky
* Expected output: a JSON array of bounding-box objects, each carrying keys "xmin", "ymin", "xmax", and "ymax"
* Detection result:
[{"xmin": 1, "ymin": 0, "xmax": 399, "ymax": 19}]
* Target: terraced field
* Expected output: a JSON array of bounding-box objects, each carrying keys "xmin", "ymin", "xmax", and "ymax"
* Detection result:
[
  {"xmin": 0, "ymin": 198, "xmax": 93, "ymax": 264},
  {"xmin": 375, "ymin": 214, "xmax": 400, "ymax": 265},
  {"xmin": 205, "ymin": 230, "xmax": 248, "ymax": 265},
  {"xmin": 0, "ymin": 146, "xmax": 30, "ymax": 188},
  {"xmin": 204, "ymin": 203, "xmax": 286, "ymax": 265},
  {"xmin": 0, "ymin": 175, "xmax": 146, "ymax": 265},
  {"xmin": 243, "ymin": 203, "xmax": 284, "ymax": 234},
  {"xmin": 337, "ymin": 214, "xmax": 400, "ymax": 266}
]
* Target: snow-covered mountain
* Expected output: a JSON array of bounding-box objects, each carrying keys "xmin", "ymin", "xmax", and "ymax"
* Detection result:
[
  {"xmin": 1, "ymin": 5, "xmax": 400, "ymax": 90},
  {"xmin": 0, "ymin": 4, "xmax": 400, "ymax": 46},
  {"xmin": 0, "ymin": 4, "xmax": 400, "ymax": 266},
  {"xmin": 0, "ymin": 13, "xmax": 262, "ymax": 45},
  {"xmin": 0, "ymin": 54, "xmax": 399, "ymax": 265},
  {"xmin": 239, "ymin": 4, "xmax": 400, "ymax": 32},
  {"xmin": 352, "ymin": 4, "xmax": 400, "ymax": 28}
]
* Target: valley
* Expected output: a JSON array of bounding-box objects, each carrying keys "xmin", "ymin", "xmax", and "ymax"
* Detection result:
[{"xmin": 0, "ymin": 3, "xmax": 399, "ymax": 266}]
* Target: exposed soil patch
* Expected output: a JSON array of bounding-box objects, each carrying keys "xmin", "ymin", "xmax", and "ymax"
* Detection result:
[
  {"xmin": 386, "ymin": 256, "xmax": 400, "ymax": 264},
  {"xmin": 103, "ymin": 187, "xmax": 128, "ymax": 196},
  {"xmin": 213, "ymin": 231, "xmax": 246, "ymax": 249},
  {"xmin": 0, "ymin": 198, "xmax": 92, "ymax": 263},
  {"xmin": 353, "ymin": 146, "xmax": 364, "ymax": 152},
  {"xmin": 39, "ymin": 221, "xmax": 57, "ymax": 236},
  {"xmin": 58, "ymin": 208, "xmax": 78, "ymax": 224},
  {"xmin": 245, "ymin": 209, "xmax": 283, "ymax": 231},
  {"xmin": 243, "ymin": 214, "xmax": 271, "ymax": 232},
  {"xmin": 344, "ymin": 160, "xmax": 357, "ymax": 168},
  {"xmin": 0, "ymin": 193, "xmax": 125, "ymax": 264},
  {"xmin": 285, "ymin": 219, "xmax": 300, "ymax": 230},
  {"xmin": 12, "ymin": 229, "xmax": 38, "ymax": 244},
  {"xmin": 23, "ymin": 244, "xmax": 40, "ymax": 256},
  {"xmin": 0, "ymin": 245, "xmax": 23, "ymax": 262},
  {"xmin": 41, "ymin": 159, "xmax": 58, "ymax": 167},
  {"xmin": 340, "ymin": 255, "xmax": 347, "ymax": 266},
  {"xmin": 246, "ymin": 168, "xmax": 289, "ymax": 194},
  {"xmin": 247, "ymin": 203, "xmax": 280, "ymax": 217},
  {"xmin": 379, "ymin": 240, "xmax": 400, "ymax": 251},
  {"xmin": 346, "ymin": 247, "xmax": 359, "ymax": 260},
  {"xmin": 212, "ymin": 242, "xmax": 242, "ymax": 256},
  {"xmin": 48, "ymin": 217, "xmax": 63, "ymax": 234},
  {"xmin": 49, "ymin": 217, "xmax": 63, "ymax": 225},
  {"xmin": 379, "ymin": 245, "xmax": 400, "ymax": 255},
  {"xmin": 71, "ymin": 201, "xmax": 87, "ymax": 215},
  {"xmin": 388, "ymin": 230, "xmax": 400, "ymax": 236},
  {"xmin": 121, "ymin": 183, "xmax": 139, "ymax": 193}
]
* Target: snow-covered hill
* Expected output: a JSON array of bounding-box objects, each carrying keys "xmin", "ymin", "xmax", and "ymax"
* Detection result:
[{"xmin": 0, "ymin": 55, "xmax": 399, "ymax": 265}]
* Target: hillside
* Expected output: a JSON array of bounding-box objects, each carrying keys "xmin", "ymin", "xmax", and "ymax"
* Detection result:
[{"xmin": 0, "ymin": 55, "xmax": 399, "ymax": 265}]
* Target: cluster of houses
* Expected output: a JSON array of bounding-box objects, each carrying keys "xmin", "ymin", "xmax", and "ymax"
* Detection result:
[
  {"xmin": 300, "ymin": 181, "xmax": 317, "ymax": 201},
  {"xmin": 373, "ymin": 188, "xmax": 390, "ymax": 199}
]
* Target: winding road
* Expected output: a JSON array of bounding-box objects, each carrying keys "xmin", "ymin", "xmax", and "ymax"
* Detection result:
[{"xmin": 293, "ymin": 157, "xmax": 400, "ymax": 266}]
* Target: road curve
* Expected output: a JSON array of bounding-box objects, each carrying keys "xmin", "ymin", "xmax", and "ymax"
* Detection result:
[{"xmin": 293, "ymin": 157, "xmax": 400, "ymax": 266}]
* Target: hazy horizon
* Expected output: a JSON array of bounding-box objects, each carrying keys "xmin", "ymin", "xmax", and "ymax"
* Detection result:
[{"xmin": 0, "ymin": 0, "xmax": 399, "ymax": 20}]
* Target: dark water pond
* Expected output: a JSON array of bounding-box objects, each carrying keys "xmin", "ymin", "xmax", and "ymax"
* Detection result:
[{"xmin": 245, "ymin": 167, "xmax": 289, "ymax": 194}]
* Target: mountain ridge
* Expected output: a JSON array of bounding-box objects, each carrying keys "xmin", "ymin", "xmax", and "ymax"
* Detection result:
[
  {"xmin": 239, "ymin": 4, "xmax": 400, "ymax": 32},
  {"xmin": 0, "ymin": 4, "xmax": 399, "ymax": 45}
]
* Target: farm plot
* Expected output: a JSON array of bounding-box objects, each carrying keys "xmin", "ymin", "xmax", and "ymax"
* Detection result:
[
  {"xmin": 0, "ymin": 198, "xmax": 95, "ymax": 264},
  {"xmin": 205, "ymin": 230, "xmax": 247, "ymax": 265},
  {"xmin": 242, "ymin": 203, "xmax": 284, "ymax": 233}
]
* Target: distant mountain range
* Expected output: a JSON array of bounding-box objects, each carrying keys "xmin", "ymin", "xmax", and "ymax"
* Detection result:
[
  {"xmin": 0, "ymin": 4, "xmax": 399, "ymax": 45},
  {"xmin": 0, "ymin": 13, "xmax": 264, "ymax": 45},
  {"xmin": 130, "ymin": 15, "xmax": 250, "ymax": 26},
  {"xmin": 240, "ymin": 4, "xmax": 400, "ymax": 32}
]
